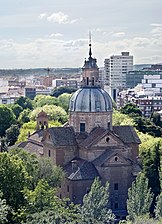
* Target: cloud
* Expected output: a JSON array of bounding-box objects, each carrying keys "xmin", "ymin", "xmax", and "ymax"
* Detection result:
[
  {"xmin": 150, "ymin": 27, "xmax": 162, "ymax": 37},
  {"xmin": 1, "ymin": 31, "xmax": 162, "ymax": 68},
  {"xmin": 150, "ymin": 23, "xmax": 162, "ymax": 27},
  {"xmin": 38, "ymin": 11, "xmax": 77, "ymax": 24},
  {"xmin": 112, "ymin": 32, "xmax": 126, "ymax": 37},
  {"xmin": 38, "ymin": 13, "xmax": 47, "ymax": 20},
  {"xmin": 50, "ymin": 33, "xmax": 63, "ymax": 38}
]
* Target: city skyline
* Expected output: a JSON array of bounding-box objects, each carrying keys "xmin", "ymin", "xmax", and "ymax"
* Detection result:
[{"xmin": 0, "ymin": 0, "xmax": 162, "ymax": 69}]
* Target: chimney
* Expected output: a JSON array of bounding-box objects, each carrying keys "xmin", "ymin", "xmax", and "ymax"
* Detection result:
[{"xmin": 71, "ymin": 160, "xmax": 78, "ymax": 171}]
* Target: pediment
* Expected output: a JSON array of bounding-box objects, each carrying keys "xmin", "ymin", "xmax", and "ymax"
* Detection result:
[
  {"xmin": 91, "ymin": 132, "xmax": 124, "ymax": 148},
  {"xmin": 102, "ymin": 153, "xmax": 132, "ymax": 167}
]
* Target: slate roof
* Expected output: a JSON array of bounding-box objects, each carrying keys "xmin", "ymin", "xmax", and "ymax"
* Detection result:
[
  {"xmin": 29, "ymin": 129, "xmax": 44, "ymax": 143},
  {"xmin": 92, "ymin": 149, "xmax": 115, "ymax": 166},
  {"xmin": 79, "ymin": 127, "xmax": 107, "ymax": 148},
  {"xmin": 92, "ymin": 149, "xmax": 132, "ymax": 167},
  {"xmin": 47, "ymin": 127, "xmax": 77, "ymax": 147},
  {"xmin": 14, "ymin": 141, "xmax": 43, "ymax": 156},
  {"xmin": 113, "ymin": 126, "xmax": 141, "ymax": 144},
  {"xmin": 64, "ymin": 157, "xmax": 99, "ymax": 180}
]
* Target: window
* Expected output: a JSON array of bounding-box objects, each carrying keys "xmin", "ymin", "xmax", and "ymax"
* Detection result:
[
  {"xmin": 86, "ymin": 77, "xmax": 89, "ymax": 85},
  {"xmin": 115, "ymin": 157, "xmax": 118, "ymax": 162},
  {"xmin": 114, "ymin": 183, "xmax": 118, "ymax": 190},
  {"xmin": 95, "ymin": 101, "xmax": 101, "ymax": 111},
  {"xmin": 48, "ymin": 149, "xmax": 51, "ymax": 157},
  {"xmin": 67, "ymin": 185, "xmax": 69, "ymax": 192},
  {"xmin": 80, "ymin": 123, "xmax": 85, "ymax": 132},
  {"xmin": 106, "ymin": 137, "xmax": 110, "ymax": 143},
  {"xmin": 92, "ymin": 77, "xmax": 95, "ymax": 86},
  {"xmin": 152, "ymin": 83, "xmax": 156, "ymax": 88}
]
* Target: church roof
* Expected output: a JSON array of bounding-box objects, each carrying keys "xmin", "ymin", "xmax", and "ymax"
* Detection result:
[
  {"xmin": 14, "ymin": 141, "xmax": 43, "ymax": 156},
  {"xmin": 29, "ymin": 129, "xmax": 44, "ymax": 143},
  {"xmin": 113, "ymin": 126, "xmax": 141, "ymax": 144},
  {"xmin": 47, "ymin": 127, "xmax": 77, "ymax": 147},
  {"xmin": 92, "ymin": 149, "xmax": 115, "ymax": 166},
  {"xmin": 79, "ymin": 127, "xmax": 107, "ymax": 148},
  {"xmin": 64, "ymin": 157, "xmax": 99, "ymax": 180}
]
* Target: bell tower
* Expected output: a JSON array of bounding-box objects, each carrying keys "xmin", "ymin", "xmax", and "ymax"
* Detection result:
[
  {"xmin": 81, "ymin": 32, "xmax": 100, "ymax": 87},
  {"xmin": 36, "ymin": 111, "xmax": 49, "ymax": 130}
]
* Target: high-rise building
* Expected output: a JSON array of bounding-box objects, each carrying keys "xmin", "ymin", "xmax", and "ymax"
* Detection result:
[{"xmin": 104, "ymin": 52, "xmax": 133, "ymax": 101}]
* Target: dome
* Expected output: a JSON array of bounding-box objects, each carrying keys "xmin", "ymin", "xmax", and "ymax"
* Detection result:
[{"xmin": 69, "ymin": 87, "xmax": 113, "ymax": 112}]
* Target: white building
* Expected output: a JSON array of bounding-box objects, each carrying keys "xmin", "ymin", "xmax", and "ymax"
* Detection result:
[
  {"xmin": 104, "ymin": 52, "xmax": 133, "ymax": 101},
  {"xmin": 142, "ymin": 74, "xmax": 162, "ymax": 96}
]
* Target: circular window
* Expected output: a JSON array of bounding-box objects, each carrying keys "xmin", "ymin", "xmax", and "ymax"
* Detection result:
[{"xmin": 106, "ymin": 137, "xmax": 110, "ymax": 143}]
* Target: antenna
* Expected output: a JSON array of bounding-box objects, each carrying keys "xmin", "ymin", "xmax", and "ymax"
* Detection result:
[
  {"xmin": 89, "ymin": 31, "xmax": 92, "ymax": 58},
  {"xmin": 89, "ymin": 31, "xmax": 91, "ymax": 46}
]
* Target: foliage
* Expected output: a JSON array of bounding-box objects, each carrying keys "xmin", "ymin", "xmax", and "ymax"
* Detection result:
[
  {"xmin": 120, "ymin": 215, "xmax": 159, "ymax": 223},
  {"xmin": 134, "ymin": 116, "xmax": 162, "ymax": 137},
  {"xmin": 33, "ymin": 95, "xmax": 59, "ymax": 108},
  {"xmin": 15, "ymin": 96, "xmax": 33, "ymax": 110},
  {"xmin": 150, "ymin": 113, "xmax": 162, "ymax": 127},
  {"xmin": 5, "ymin": 124, "xmax": 20, "ymax": 146},
  {"xmin": 9, "ymin": 148, "xmax": 39, "ymax": 188},
  {"xmin": 23, "ymin": 180, "xmax": 56, "ymax": 213},
  {"xmin": 18, "ymin": 109, "xmax": 31, "ymax": 125},
  {"xmin": 37, "ymin": 157, "xmax": 64, "ymax": 188},
  {"xmin": 0, "ymin": 104, "xmax": 16, "ymax": 137},
  {"xmin": 30, "ymin": 105, "xmax": 68, "ymax": 124},
  {"xmin": 17, "ymin": 120, "xmax": 61, "ymax": 143},
  {"xmin": 0, "ymin": 191, "xmax": 9, "ymax": 224},
  {"xmin": 112, "ymin": 110, "xmax": 134, "ymax": 126},
  {"xmin": 140, "ymin": 141, "xmax": 161, "ymax": 199},
  {"xmin": 58, "ymin": 93, "xmax": 72, "ymax": 112},
  {"xmin": 120, "ymin": 103, "xmax": 142, "ymax": 116},
  {"xmin": 23, "ymin": 201, "xmax": 80, "ymax": 224},
  {"xmin": 0, "ymin": 152, "xmax": 30, "ymax": 210},
  {"xmin": 127, "ymin": 173, "xmax": 153, "ymax": 221},
  {"xmin": 155, "ymin": 193, "xmax": 162, "ymax": 220},
  {"xmin": 81, "ymin": 177, "xmax": 115, "ymax": 224},
  {"xmin": 51, "ymin": 86, "xmax": 77, "ymax": 97},
  {"xmin": 11, "ymin": 104, "xmax": 23, "ymax": 119},
  {"xmin": 17, "ymin": 121, "xmax": 37, "ymax": 143}
]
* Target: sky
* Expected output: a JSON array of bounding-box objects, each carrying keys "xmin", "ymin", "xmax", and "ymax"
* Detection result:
[{"xmin": 0, "ymin": 0, "xmax": 162, "ymax": 68}]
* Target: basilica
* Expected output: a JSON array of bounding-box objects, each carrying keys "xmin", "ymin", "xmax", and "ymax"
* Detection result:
[{"xmin": 17, "ymin": 40, "xmax": 141, "ymax": 219}]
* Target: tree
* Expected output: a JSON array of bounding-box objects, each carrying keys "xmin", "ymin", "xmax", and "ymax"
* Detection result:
[
  {"xmin": 11, "ymin": 104, "xmax": 23, "ymax": 119},
  {"xmin": 23, "ymin": 200, "xmax": 80, "ymax": 224},
  {"xmin": 0, "ymin": 152, "xmax": 29, "ymax": 210},
  {"xmin": 127, "ymin": 173, "xmax": 153, "ymax": 221},
  {"xmin": 0, "ymin": 105, "xmax": 16, "ymax": 137},
  {"xmin": 33, "ymin": 95, "xmax": 59, "ymax": 108},
  {"xmin": 37, "ymin": 157, "xmax": 64, "ymax": 188},
  {"xmin": 18, "ymin": 108, "xmax": 31, "ymax": 125},
  {"xmin": 81, "ymin": 177, "xmax": 115, "ymax": 224},
  {"xmin": 155, "ymin": 193, "xmax": 162, "ymax": 220},
  {"xmin": 5, "ymin": 124, "xmax": 20, "ymax": 146},
  {"xmin": 140, "ymin": 141, "xmax": 161, "ymax": 213},
  {"xmin": 120, "ymin": 103, "xmax": 142, "ymax": 116},
  {"xmin": 150, "ymin": 113, "xmax": 162, "ymax": 127},
  {"xmin": 51, "ymin": 86, "xmax": 77, "ymax": 97},
  {"xmin": 30, "ymin": 105, "xmax": 68, "ymax": 124},
  {"xmin": 15, "ymin": 96, "xmax": 33, "ymax": 110},
  {"xmin": 112, "ymin": 110, "xmax": 134, "ymax": 126},
  {"xmin": 58, "ymin": 93, "xmax": 72, "ymax": 112},
  {"xmin": 0, "ymin": 191, "xmax": 9, "ymax": 224},
  {"xmin": 23, "ymin": 180, "xmax": 56, "ymax": 213}
]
